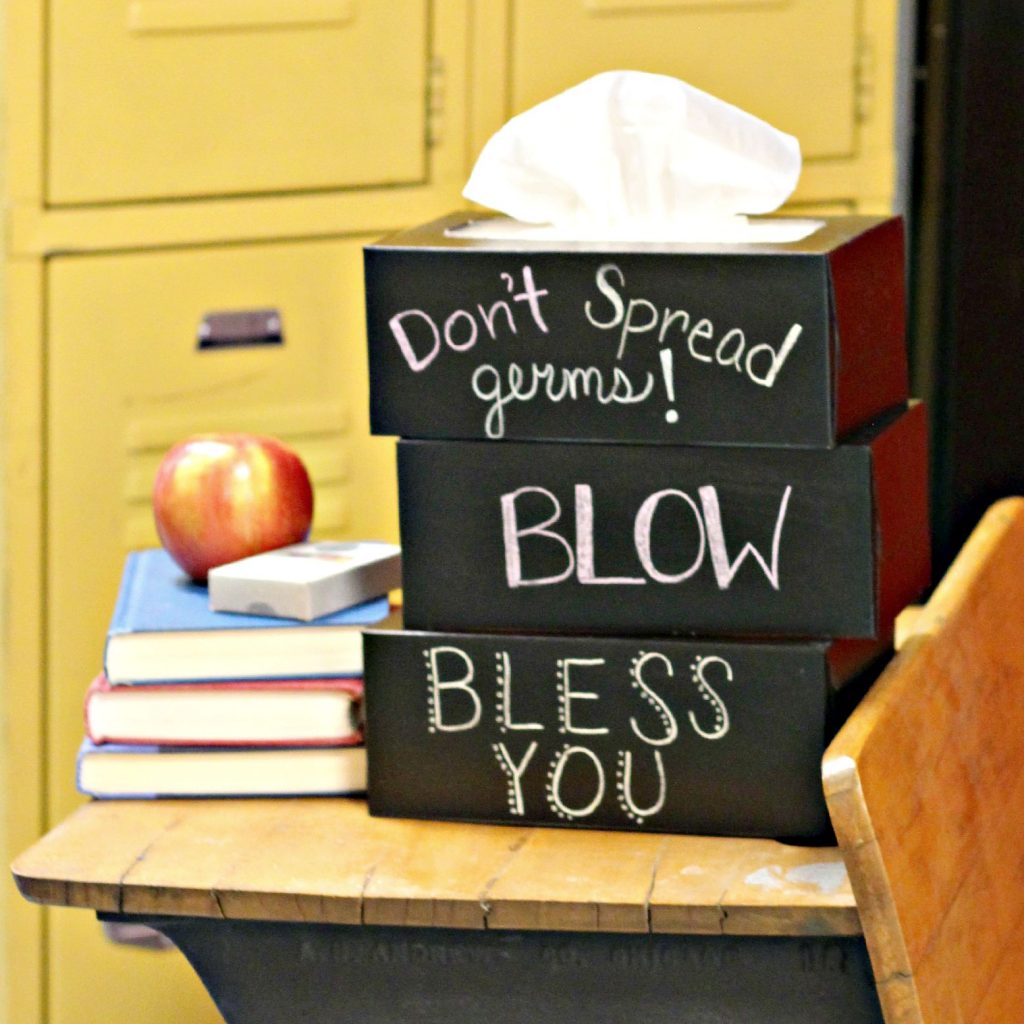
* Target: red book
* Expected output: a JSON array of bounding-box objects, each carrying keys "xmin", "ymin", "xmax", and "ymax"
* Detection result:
[{"xmin": 84, "ymin": 673, "xmax": 362, "ymax": 748}]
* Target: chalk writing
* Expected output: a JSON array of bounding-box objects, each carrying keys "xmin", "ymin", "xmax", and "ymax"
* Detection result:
[
  {"xmin": 492, "ymin": 740, "xmax": 538, "ymax": 815},
  {"xmin": 428, "ymin": 644, "xmax": 736, "ymax": 825},
  {"xmin": 425, "ymin": 646, "xmax": 481, "ymax": 732},
  {"xmin": 616, "ymin": 748, "xmax": 667, "ymax": 824},
  {"xmin": 501, "ymin": 483, "xmax": 793, "ymax": 591},
  {"xmin": 659, "ymin": 347, "xmax": 679, "ymax": 423},
  {"xmin": 584, "ymin": 263, "xmax": 803, "ymax": 383},
  {"xmin": 559, "ymin": 658, "xmax": 610, "ymax": 735},
  {"xmin": 471, "ymin": 362, "xmax": 654, "ymax": 439},
  {"xmin": 629, "ymin": 652, "xmax": 679, "ymax": 747},
  {"xmin": 547, "ymin": 744, "xmax": 607, "ymax": 820},
  {"xmin": 496, "ymin": 650, "xmax": 542, "ymax": 734},
  {"xmin": 383, "ymin": 263, "xmax": 805, "ymax": 438},
  {"xmin": 387, "ymin": 265, "xmax": 549, "ymax": 374},
  {"xmin": 688, "ymin": 656, "xmax": 731, "ymax": 741}
]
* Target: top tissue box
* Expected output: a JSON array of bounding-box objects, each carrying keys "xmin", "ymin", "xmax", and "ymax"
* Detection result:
[{"xmin": 364, "ymin": 213, "xmax": 908, "ymax": 448}]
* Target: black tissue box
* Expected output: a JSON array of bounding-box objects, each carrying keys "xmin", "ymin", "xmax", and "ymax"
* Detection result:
[
  {"xmin": 396, "ymin": 403, "xmax": 929, "ymax": 640},
  {"xmin": 364, "ymin": 213, "xmax": 908, "ymax": 448},
  {"xmin": 364, "ymin": 625, "xmax": 887, "ymax": 839}
]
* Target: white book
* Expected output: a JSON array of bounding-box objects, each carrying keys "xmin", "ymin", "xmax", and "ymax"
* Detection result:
[
  {"xmin": 76, "ymin": 740, "xmax": 367, "ymax": 798},
  {"xmin": 208, "ymin": 540, "xmax": 402, "ymax": 621}
]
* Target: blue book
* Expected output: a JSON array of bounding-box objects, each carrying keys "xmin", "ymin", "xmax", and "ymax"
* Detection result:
[
  {"xmin": 76, "ymin": 739, "xmax": 367, "ymax": 799},
  {"xmin": 104, "ymin": 549, "xmax": 391, "ymax": 684}
]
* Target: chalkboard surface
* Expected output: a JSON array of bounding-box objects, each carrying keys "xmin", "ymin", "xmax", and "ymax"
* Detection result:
[
  {"xmin": 397, "ymin": 404, "xmax": 929, "ymax": 639},
  {"xmin": 364, "ymin": 213, "xmax": 907, "ymax": 448},
  {"xmin": 365, "ymin": 628, "xmax": 884, "ymax": 838}
]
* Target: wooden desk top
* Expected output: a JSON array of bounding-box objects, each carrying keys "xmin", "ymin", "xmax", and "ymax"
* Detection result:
[{"xmin": 12, "ymin": 797, "xmax": 859, "ymax": 937}]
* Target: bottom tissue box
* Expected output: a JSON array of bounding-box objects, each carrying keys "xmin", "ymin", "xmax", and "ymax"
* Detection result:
[{"xmin": 363, "ymin": 627, "xmax": 885, "ymax": 839}]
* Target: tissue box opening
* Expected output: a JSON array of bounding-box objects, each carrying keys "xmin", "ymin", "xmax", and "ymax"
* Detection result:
[
  {"xmin": 446, "ymin": 215, "xmax": 825, "ymax": 245},
  {"xmin": 364, "ymin": 212, "xmax": 909, "ymax": 449}
]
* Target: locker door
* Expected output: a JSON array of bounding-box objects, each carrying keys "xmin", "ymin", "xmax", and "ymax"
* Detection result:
[
  {"xmin": 47, "ymin": 0, "xmax": 429, "ymax": 203},
  {"xmin": 46, "ymin": 236, "xmax": 397, "ymax": 1024}
]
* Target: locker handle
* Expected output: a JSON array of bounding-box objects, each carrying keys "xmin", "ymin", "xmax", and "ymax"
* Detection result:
[
  {"xmin": 197, "ymin": 309, "xmax": 284, "ymax": 351},
  {"xmin": 128, "ymin": 0, "xmax": 355, "ymax": 34}
]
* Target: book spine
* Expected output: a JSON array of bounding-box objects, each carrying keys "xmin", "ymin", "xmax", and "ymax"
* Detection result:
[
  {"xmin": 83, "ymin": 674, "xmax": 102, "ymax": 744},
  {"xmin": 104, "ymin": 552, "xmax": 150, "ymax": 679},
  {"xmin": 107, "ymin": 550, "xmax": 145, "ymax": 636},
  {"xmin": 82, "ymin": 676, "xmax": 364, "ymax": 746},
  {"xmin": 104, "ymin": 553, "xmax": 143, "ymax": 680},
  {"xmin": 83, "ymin": 732, "xmax": 364, "ymax": 750},
  {"xmin": 364, "ymin": 629, "xmax": 851, "ymax": 838}
]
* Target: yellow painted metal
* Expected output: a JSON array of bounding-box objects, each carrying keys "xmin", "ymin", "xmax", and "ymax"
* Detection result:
[
  {"xmin": 4, "ymin": 0, "xmax": 470, "ymax": 1017},
  {"xmin": 466, "ymin": 0, "xmax": 513, "ymax": 172},
  {"xmin": 9, "ymin": 183, "xmax": 468, "ymax": 257},
  {"xmin": 856, "ymin": 0, "xmax": 902, "ymax": 213},
  {"xmin": 45, "ymin": 236, "xmax": 398, "ymax": 813},
  {"xmin": 586, "ymin": 0, "xmax": 780, "ymax": 8},
  {"xmin": 510, "ymin": 0, "xmax": 860, "ymax": 159},
  {"xmin": 44, "ymin": 236, "xmax": 398, "ymax": 1022},
  {"xmin": 499, "ymin": 0, "xmax": 901, "ymax": 214},
  {"xmin": 49, "ymin": 911, "xmax": 224, "ymax": 1024},
  {"xmin": 10, "ymin": 157, "xmax": 889, "ymax": 258},
  {"xmin": 2, "ymin": 1, "xmax": 902, "ymax": 1021},
  {"xmin": 127, "ymin": 0, "xmax": 355, "ymax": 34},
  {"xmin": 2, "ymin": 259, "xmax": 47, "ymax": 1024},
  {"xmin": 4, "ymin": 0, "xmax": 45, "ymax": 205},
  {"xmin": 47, "ymin": 0, "xmax": 429, "ymax": 203}
]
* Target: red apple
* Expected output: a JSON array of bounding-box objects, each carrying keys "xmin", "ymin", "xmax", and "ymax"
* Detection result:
[{"xmin": 153, "ymin": 433, "xmax": 314, "ymax": 581}]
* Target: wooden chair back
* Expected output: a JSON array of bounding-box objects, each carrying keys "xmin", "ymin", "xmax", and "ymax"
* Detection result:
[{"xmin": 824, "ymin": 498, "xmax": 1024, "ymax": 1024}]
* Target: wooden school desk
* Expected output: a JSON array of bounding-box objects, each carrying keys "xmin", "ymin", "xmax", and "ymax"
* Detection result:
[{"xmin": 13, "ymin": 499, "xmax": 1024, "ymax": 1024}]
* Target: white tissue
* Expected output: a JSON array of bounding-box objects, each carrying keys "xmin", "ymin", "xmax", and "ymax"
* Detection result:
[{"xmin": 461, "ymin": 71, "xmax": 811, "ymax": 244}]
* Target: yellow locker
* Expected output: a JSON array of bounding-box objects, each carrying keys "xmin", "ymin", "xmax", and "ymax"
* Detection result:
[
  {"xmin": 505, "ymin": 0, "xmax": 898, "ymax": 212},
  {"xmin": 3, "ymin": 3, "xmax": 903, "ymax": 1023},
  {"xmin": 47, "ymin": 0, "xmax": 430, "ymax": 203},
  {"xmin": 45, "ymin": 235, "xmax": 399, "ymax": 1023},
  {"xmin": 48, "ymin": 911, "xmax": 223, "ymax": 1024},
  {"xmin": 509, "ymin": 0, "xmax": 859, "ymax": 159}
]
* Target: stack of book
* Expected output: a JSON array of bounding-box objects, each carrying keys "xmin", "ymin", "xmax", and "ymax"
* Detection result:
[
  {"xmin": 358, "ymin": 212, "xmax": 930, "ymax": 838},
  {"xmin": 77, "ymin": 543, "xmax": 398, "ymax": 799}
]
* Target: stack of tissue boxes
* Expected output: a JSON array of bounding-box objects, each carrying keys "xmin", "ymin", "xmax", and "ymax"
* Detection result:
[{"xmin": 360, "ymin": 209, "xmax": 929, "ymax": 839}]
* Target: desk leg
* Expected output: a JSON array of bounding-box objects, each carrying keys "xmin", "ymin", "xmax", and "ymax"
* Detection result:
[{"xmin": 106, "ymin": 916, "xmax": 883, "ymax": 1024}]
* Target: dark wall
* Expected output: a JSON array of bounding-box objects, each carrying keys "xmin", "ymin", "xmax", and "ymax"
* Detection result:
[{"xmin": 910, "ymin": 0, "xmax": 1024, "ymax": 572}]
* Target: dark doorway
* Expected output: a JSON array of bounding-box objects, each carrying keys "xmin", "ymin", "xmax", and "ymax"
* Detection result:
[{"xmin": 910, "ymin": 1, "xmax": 1024, "ymax": 573}]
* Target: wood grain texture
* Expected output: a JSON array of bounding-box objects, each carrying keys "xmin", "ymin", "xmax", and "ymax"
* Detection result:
[
  {"xmin": 823, "ymin": 497, "xmax": 1024, "ymax": 1024},
  {"xmin": 482, "ymin": 828, "xmax": 665, "ymax": 932},
  {"xmin": 12, "ymin": 799, "xmax": 857, "ymax": 937},
  {"xmin": 651, "ymin": 834, "xmax": 860, "ymax": 937},
  {"xmin": 7, "ymin": 799, "xmax": 187, "ymax": 914},
  {"xmin": 362, "ymin": 817, "xmax": 531, "ymax": 929},
  {"xmin": 893, "ymin": 604, "xmax": 923, "ymax": 649}
]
